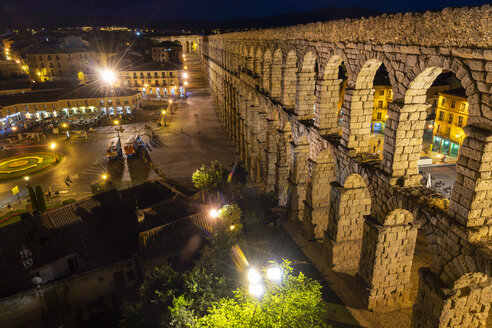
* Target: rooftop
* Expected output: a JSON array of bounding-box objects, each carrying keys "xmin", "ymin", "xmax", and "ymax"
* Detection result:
[
  {"xmin": 123, "ymin": 61, "xmax": 183, "ymax": 72},
  {"xmin": 441, "ymin": 87, "xmax": 466, "ymax": 99},
  {"xmin": 154, "ymin": 41, "xmax": 182, "ymax": 48}
]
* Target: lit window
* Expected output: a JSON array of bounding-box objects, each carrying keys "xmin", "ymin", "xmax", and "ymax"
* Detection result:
[{"xmin": 379, "ymin": 90, "xmax": 384, "ymax": 96}]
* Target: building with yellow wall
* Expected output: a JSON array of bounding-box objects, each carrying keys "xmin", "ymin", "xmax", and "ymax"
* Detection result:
[
  {"xmin": 371, "ymin": 83, "xmax": 392, "ymax": 133},
  {"xmin": 432, "ymin": 88, "xmax": 468, "ymax": 157},
  {"xmin": 25, "ymin": 48, "xmax": 101, "ymax": 82},
  {"xmin": 0, "ymin": 85, "xmax": 141, "ymax": 132},
  {"xmin": 118, "ymin": 62, "xmax": 185, "ymax": 98}
]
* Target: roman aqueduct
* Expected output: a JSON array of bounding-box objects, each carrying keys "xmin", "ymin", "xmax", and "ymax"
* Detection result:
[{"xmin": 198, "ymin": 6, "xmax": 492, "ymax": 327}]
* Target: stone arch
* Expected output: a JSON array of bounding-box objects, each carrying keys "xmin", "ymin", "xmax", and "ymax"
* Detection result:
[
  {"xmin": 303, "ymin": 147, "xmax": 337, "ymax": 240},
  {"xmin": 270, "ymin": 49, "xmax": 283, "ymax": 99},
  {"xmin": 281, "ymin": 50, "xmax": 298, "ymax": 109},
  {"xmin": 288, "ymin": 133, "xmax": 310, "ymax": 221},
  {"xmin": 316, "ymin": 55, "xmax": 348, "ymax": 134},
  {"xmin": 296, "ymin": 51, "xmax": 318, "ymax": 121},
  {"xmin": 340, "ymin": 59, "xmax": 386, "ymax": 153},
  {"xmin": 264, "ymin": 106, "xmax": 280, "ymax": 189},
  {"xmin": 261, "ymin": 49, "xmax": 272, "ymax": 92},
  {"xmin": 325, "ymin": 173, "xmax": 371, "ymax": 272}
]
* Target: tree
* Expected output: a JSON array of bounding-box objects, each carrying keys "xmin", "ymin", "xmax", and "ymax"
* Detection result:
[
  {"xmin": 195, "ymin": 260, "xmax": 328, "ymax": 328},
  {"xmin": 35, "ymin": 186, "xmax": 46, "ymax": 212},
  {"xmin": 120, "ymin": 265, "xmax": 185, "ymax": 328},
  {"xmin": 27, "ymin": 185, "xmax": 38, "ymax": 211}
]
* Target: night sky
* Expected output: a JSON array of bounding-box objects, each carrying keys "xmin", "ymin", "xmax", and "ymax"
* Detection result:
[{"xmin": 0, "ymin": 0, "xmax": 489, "ymax": 26}]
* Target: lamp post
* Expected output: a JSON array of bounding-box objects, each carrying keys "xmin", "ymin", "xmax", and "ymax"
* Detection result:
[{"xmin": 161, "ymin": 110, "xmax": 167, "ymax": 126}]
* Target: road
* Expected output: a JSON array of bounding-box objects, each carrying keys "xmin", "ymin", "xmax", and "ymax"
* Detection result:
[{"xmin": 0, "ymin": 53, "xmax": 236, "ymax": 212}]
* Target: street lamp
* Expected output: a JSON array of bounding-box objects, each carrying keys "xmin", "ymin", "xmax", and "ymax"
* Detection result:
[
  {"xmin": 266, "ymin": 266, "xmax": 282, "ymax": 282},
  {"xmin": 182, "ymin": 72, "xmax": 188, "ymax": 79},
  {"xmin": 247, "ymin": 268, "xmax": 264, "ymax": 298},
  {"xmin": 113, "ymin": 120, "xmax": 119, "ymax": 125},
  {"xmin": 184, "ymin": 81, "xmax": 188, "ymax": 86},
  {"xmin": 209, "ymin": 209, "xmax": 219, "ymax": 219},
  {"xmin": 49, "ymin": 142, "xmax": 56, "ymax": 150},
  {"xmin": 100, "ymin": 69, "xmax": 116, "ymax": 84},
  {"xmin": 102, "ymin": 174, "xmax": 108, "ymax": 180},
  {"xmin": 24, "ymin": 176, "xmax": 30, "ymax": 182}
]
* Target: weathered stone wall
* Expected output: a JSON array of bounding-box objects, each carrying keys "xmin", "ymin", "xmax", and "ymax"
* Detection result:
[{"xmin": 199, "ymin": 6, "xmax": 492, "ymax": 326}]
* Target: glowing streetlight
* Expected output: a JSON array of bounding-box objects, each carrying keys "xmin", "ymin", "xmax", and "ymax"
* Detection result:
[
  {"xmin": 61, "ymin": 123, "xmax": 68, "ymax": 128},
  {"xmin": 249, "ymin": 283, "xmax": 264, "ymax": 297},
  {"xmin": 184, "ymin": 66, "xmax": 188, "ymax": 70},
  {"xmin": 266, "ymin": 266, "xmax": 282, "ymax": 282},
  {"xmin": 182, "ymin": 72, "xmax": 188, "ymax": 79},
  {"xmin": 49, "ymin": 142, "xmax": 56, "ymax": 149},
  {"xmin": 12, "ymin": 126, "xmax": 17, "ymax": 131},
  {"xmin": 102, "ymin": 174, "xmax": 108, "ymax": 180},
  {"xmin": 229, "ymin": 225, "xmax": 235, "ymax": 231},
  {"xmin": 182, "ymin": 54, "xmax": 185, "ymax": 58},
  {"xmin": 248, "ymin": 268, "xmax": 261, "ymax": 284},
  {"xmin": 168, "ymin": 99, "xmax": 173, "ymax": 104},
  {"xmin": 209, "ymin": 209, "xmax": 219, "ymax": 218},
  {"xmin": 161, "ymin": 110, "xmax": 166, "ymax": 115},
  {"xmin": 113, "ymin": 120, "xmax": 119, "ymax": 125},
  {"xmin": 428, "ymin": 124, "xmax": 434, "ymax": 129},
  {"xmin": 100, "ymin": 69, "xmax": 116, "ymax": 84},
  {"xmin": 24, "ymin": 176, "xmax": 30, "ymax": 181},
  {"xmin": 184, "ymin": 81, "xmax": 188, "ymax": 86}
]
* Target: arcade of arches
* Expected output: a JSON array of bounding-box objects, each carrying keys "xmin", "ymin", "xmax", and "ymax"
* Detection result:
[{"xmin": 199, "ymin": 6, "xmax": 492, "ymax": 328}]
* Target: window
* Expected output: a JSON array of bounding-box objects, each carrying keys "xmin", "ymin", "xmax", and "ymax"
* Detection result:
[
  {"xmin": 133, "ymin": 73, "xmax": 137, "ymax": 78},
  {"xmin": 47, "ymin": 55, "xmax": 51, "ymax": 60},
  {"xmin": 108, "ymin": 99, "xmax": 112, "ymax": 105},
  {"xmin": 445, "ymin": 127, "xmax": 450, "ymax": 137},
  {"xmin": 441, "ymin": 98, "xmax": 447, "ymax": 106},
  {"xmin": 57, "ymin": 62, "xmax": 61, "ymax": 68},
  {"xmin": 460, "ymin": 102, "xmax": 466, "ymax": 111},
  {"xmin": 458, "ymin": 116, "xmax": 464, "ymax": 127},
  {"xmin": 161, "ymin": 80, "xmax": 166, "ymax": 86},
  {"xmin": 436, "ymin": 125, "xmax": 441, "ymax": 134},
  {"xmin": 100, "ymin": 99, "xmax": 104, "ymax": 105},
  {"xmin": 451, "ymin": 100, "xmax": 456, "ymax": 108},
  {"xmin": 154, "ymin": 72, "xmax": 158, "ymax": 77},
  {"xmin": 124, "ymin": 99, "xmax": 129, "ymax": 105},
  {"xmin": 379, "ymin": 90, "xmax": 384, "ymax": 96},
  {"xmin": 56, "ymin": 55, "xmax": 59, "ymax": 60},
  {"xmin": 448, "ymin": 113, "xmax": 453, "ymax": 124},
  {"xmin": 433, "ymin": 99, "xmax": 437, "ymax": 107},
  {"xmin": 169, "ymin": 72, "xmax": 174, "ymax": 77},
  {"xmin": 85, "ymin": 100, "xmax": 88, "ymax": 106},
  {"xmin": 161, "ymin": 72, "xmax": 166, "ymax": 77},
  {"xmin": 39, "ymin": 56, "xmax": 42, "ymax": 60},
  {"xmin": 67, "ymin": 101, "xmax": 71, "ymax": 107},
  {"xmin": 376, "ymin": 112, "xmax": 382, "ymax": 120},
  {"xmin": 438, "ymin": 111, "xmax": 444, "ymax": 121},
  {"xmin": 377, "ymin": 101, "xmax": 383, "ymax": 109},
  {"xmin": 116, "ymin": 99, "xmax": 121, "ymax": 105},
  {"xmin": 155, "ymin": 80, "xmax": 159, "ymax": 85}
]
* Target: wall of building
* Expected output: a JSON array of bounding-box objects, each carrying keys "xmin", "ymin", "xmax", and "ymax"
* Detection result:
[{"xmin": 0, "ymin": 259, "xmax": 138, "ymax": 328}]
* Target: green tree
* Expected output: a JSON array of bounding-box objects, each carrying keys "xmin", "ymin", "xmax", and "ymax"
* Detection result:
[
  {"xmin": 27, "ymin": 185, "xmax": 38, "ymax": 211},
  {"xmin": 192, "ymin": 161, "xmax": 228, "ymax": 190},
  {"xmin": 120, "ymin": 265, "xmax": 185, "ymax": 328},
  {"xmin": 195, "ymin": 260, "xmax": 327, "ymax": 328},
  {"xmin": 35, "ymin": 186, "xmax": 46, "ymax": 212}
]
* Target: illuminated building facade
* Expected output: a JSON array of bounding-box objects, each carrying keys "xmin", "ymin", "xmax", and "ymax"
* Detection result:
[
  {"xmin": 0, "ymin": 85, "xmax": 141, "ymax": 132},
  {"xmin": 370, "ymin": 84, "xmax": 393, "ymax": 133},
  {"xmin": 432, "ymin": 88, "xmax": 468, "ymax": 157},
  {"xmin": 118, "ymin": 62, "xmax": 185, "ymax": 98},
  {"xmin": 151, "ymin": 41, "xmax": 183, "ymax": 64}
]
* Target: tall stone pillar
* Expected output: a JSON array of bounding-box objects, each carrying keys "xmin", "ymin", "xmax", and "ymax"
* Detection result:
[
  {"xmin": 448, "ymin": 126, "xmax": 492, "ymax": 228},
  {"xmin": 316, "ymin": 78, "xmax": 342, "ymax": 135},
  {"xmin": 295, "ymin": 71, "xmax": 316, "ymax": 121},
  {"xmin": 412, "ymin": 268, "xmax": 492, "ymax": 328},
  {"xmin": 246, "ymin": 57, "xmax": 254, "ymax": 72},
  {"xmin": 248, "ymin": 108, "xmax": 259, "ymax": 178},
  {"xmin": 255, "ymin": 112, "xmax": 268, "ymax": 183},
  {"xmin": 288, "ymin": 139, "xmax": 310, "ymax": 221},
  {"xmin": 281, "ymin": 67, "xmax": 297, "ymax": 110},
  {"xmin": 265, "ymin": 120, "xmax": 278, "ymax": 191},
  {"xmin": 324, "ymin": 180, "xmax": 370, "ymax": 272},
  {"xmin": 340, "ymin": 87, "xmax": 373, "ymax": 154},
  {"xmin": 276, "ymin": 129, "xmax": 291, "ymax": 206},
  {"xmin": 357, "ymin": 212, "xmax": 418, "ymax": 310},
  {"xmin": 270, "ymin": 64, "xmax": 283, "ymax": 100},
  {"xmin": 382, "ymin": 102, "xmax": 427, "ymax": 186}
]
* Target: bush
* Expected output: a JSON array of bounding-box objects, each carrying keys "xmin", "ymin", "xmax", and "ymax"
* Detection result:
[
  {"xmin": 61, "ymin": 199, "xmax": 77, "ymax": 205},
  {"xmin": 35, "ymin": 186, "xmax": 46, "ymax": 212},
  {"xmin": 195, "ymin": 260, "xmax": 328, "ymax": 328},
  {"xmin": 27, "ymin": 185, "xmax": 37, "ymax": 211}
]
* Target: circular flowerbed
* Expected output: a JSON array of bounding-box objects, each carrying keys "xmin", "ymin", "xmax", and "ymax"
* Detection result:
[{"xmin": 0, "ymin": 152, "xmax": 60, "ymax": 180}]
